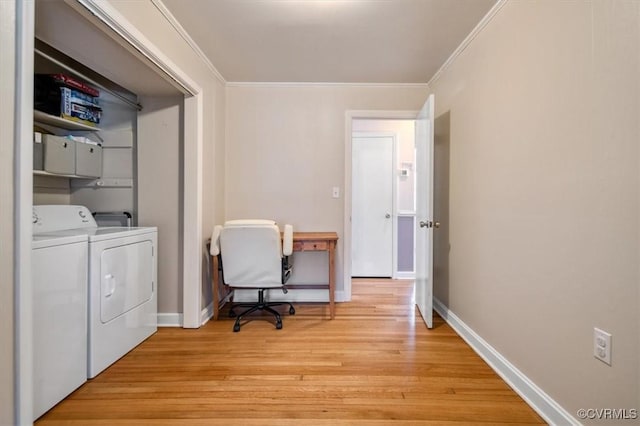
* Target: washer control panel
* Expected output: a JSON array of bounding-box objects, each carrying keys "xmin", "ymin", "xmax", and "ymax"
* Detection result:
[{"xmin": 32, "ymin": 205, "xmax": 97, "ymax": 233}]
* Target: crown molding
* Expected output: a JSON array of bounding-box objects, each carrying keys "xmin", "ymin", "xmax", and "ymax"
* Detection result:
[
  {"xmin": 151, "ymin": 0, "xmax": 227, "ymax": 85},
  {"xmin": 226, "ymin": 81, "xmax": 430, "ymax": 89},
  {"xmin": 427, "ymin": 0, "xmax": 508, "ymax": 87}
]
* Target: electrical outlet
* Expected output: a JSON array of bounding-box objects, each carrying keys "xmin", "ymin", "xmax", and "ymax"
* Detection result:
[
  {"xmin": 594, "ymin": 328, "xmax": 612, "ymax": 365},
  {"xmin": 332, "ymin": 187, "xmax": 340, "ymax": 198}
]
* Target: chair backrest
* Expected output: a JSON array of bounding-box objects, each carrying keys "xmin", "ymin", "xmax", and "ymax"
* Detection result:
[{"xmin": 219, "ymin": 220, "xmax": 283, "ymax": 288}]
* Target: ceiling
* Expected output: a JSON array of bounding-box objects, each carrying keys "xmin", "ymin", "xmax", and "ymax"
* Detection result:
[{"xmin": 160, "ymin": 0, "xmax": 497, "ymax": 84}]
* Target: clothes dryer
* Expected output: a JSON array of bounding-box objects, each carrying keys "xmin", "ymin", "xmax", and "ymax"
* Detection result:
[
  {"xmin": 33, "ymin": 205, "xmax": 158, "ymax": 379},
  {"xmin": 85, "ymin": 225, "xmax": 158, "ymax": 378}
]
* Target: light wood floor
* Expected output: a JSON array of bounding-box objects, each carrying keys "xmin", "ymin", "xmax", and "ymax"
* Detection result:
[{"xmin": 37, "ymin": 279, "xmax": 545, "ymax": 425}]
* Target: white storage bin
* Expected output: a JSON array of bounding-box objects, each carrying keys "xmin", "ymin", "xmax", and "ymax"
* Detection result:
[
  {"xmin": 75, "ymin": 142, "xmax": 102, "ymax": 177},
  {"xmin": 43, "ymin": 134, "xmax": 75, "ymax": 175}
]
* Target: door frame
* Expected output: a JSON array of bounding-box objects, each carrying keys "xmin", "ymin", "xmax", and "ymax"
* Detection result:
[
  {"xmin": 13, "ymin": 0, "xmax": 35, "ymax": 422},
  {"xmin": 351, "ymin": 131, "xmax": 397, "ymax": 278},
  {"xmin": 344, "ymin": 110, "xmax": 418, "ymax": 301}
]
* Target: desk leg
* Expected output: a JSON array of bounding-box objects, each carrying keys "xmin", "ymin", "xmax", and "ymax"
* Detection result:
[
  {"xmin": 212, "ymin": 255, "xmax": 220, "ymax": 320},
  {"xmin": 328, "ymin": 242, "xmax": 335, "ymax": 319}
]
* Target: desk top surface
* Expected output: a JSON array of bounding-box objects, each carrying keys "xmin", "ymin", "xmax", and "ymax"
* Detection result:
[{"xmin": 292, "ymin": 231, "xmax": 338, "ymax": 241}]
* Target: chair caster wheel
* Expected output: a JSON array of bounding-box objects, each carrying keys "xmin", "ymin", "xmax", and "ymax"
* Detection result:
[
  {"xmin": 276, "ymin": 321, "xmax": 283, "ymax": 330},
  {"xmin": 289, "ymin": 306, "xmax": 296, "ymax": 315},
  {"xmin": 233, "ymin": 323, "xmax": 240, "ymax": 332},
  {"xmin": 228, "ymin": 310, "xmax": 236, "ymax": 318}
]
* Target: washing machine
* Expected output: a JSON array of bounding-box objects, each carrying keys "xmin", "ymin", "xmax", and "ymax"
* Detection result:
[
  {"xmin": 32, "ymin": 218, "xmax": 88, "ymax": 419},
  {"xmin": 33, "ymin": 205, "xmax": 158, "ymax": 379}
]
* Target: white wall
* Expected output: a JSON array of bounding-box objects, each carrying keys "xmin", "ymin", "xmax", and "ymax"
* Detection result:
[
  {"xmin": 225, "ymin": 84, "xmax": 428, "ymax": 296},
  {"xmin": 201, "ymin": 78, "xmax": 226, "ymax": 309},
  {"xmin": 430, "ymin": 0, "xmax": 639, "ymax": 419},
  {"xmin": 1, "ymin": 1, "xmax": 16, "ymax": 422},
  {"xmin": 33, "ymin": 175, "xmax": 71, "ymax": 205},
  {"xmin": 137, "ymin": 96, "xmax": 182, "ymax": 314},
  {"xmin": 137, "ymin": 92, "xmax": 226, "ymax": 314},
  {"xmin": 70, "ymin": 90, "xmax": 137, "ymax": 216}
]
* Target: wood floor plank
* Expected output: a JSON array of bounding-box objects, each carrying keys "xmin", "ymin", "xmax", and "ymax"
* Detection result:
[{"xmin": 35, "ymin": 279, "xmax": 545, "ymax": 425}]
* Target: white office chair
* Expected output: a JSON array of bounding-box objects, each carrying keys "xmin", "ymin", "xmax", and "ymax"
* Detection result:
[{"xmin": 210, "ymin": 220, "xmax": 295, "ymax": 332}]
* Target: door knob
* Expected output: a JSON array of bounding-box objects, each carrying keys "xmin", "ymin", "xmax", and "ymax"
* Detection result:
[
  {"xmin": 385, "ymin": 213, "xmax": 391, "ymax": 219},
  {"xmin": 419, "ymin": 220, "xmax": 440, "ymax": 229}
]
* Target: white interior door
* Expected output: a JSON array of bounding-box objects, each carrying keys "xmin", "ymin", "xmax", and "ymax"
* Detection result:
[
  {"xmin": 415, "ymin": 94, "xmax": 435, "ymax": 328},
  {"xmin": 352, "ymin": 135, "xmax": 394, "ymax": 277}
]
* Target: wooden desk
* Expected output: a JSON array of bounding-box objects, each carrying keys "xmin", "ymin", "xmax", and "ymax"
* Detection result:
[{"xmin": 211, "ymin": 231, "xmax": 339, "ymax": 320}]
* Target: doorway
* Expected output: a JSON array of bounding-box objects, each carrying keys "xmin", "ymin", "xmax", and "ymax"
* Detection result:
[
  {"xmin": 345, "ymin": 101, "xmax": 435, "ymax": 323},
  {"xmin": 349, "ymin": 118, "xmax": 416, "ymax": 281}
]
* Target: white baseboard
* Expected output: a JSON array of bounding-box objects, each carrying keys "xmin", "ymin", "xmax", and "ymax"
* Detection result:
[
  {"xmin": 201, "ymin": 302, "xmax": 213, "ymax": 325},
  {"xmin": 433, "ymin": 298, "xmax": 579, "ymax": 426},
  {"xmin": 157, "ymin": 305, "xmax": 216, "ymax": 327},
  {"xmin": 232, "ymin": 288, "xmax": 345, "ymax": 303},
  {"xmin": 394, "ymin": 271, "xmax": 415, "ymax": 280},
  {"xmin": 157, "ymin": 312, "xmax": 182, "ymax": 327}
]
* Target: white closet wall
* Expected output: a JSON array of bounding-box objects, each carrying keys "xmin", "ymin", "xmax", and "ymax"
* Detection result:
[{"xmin": 70, "ymin": 89, "xmax": 137, "ymax": 220}]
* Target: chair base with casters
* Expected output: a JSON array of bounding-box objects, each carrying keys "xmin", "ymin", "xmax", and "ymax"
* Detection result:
[{"xmin": 229, "ymin": 288, "xmax": 296, "ymax": 332}]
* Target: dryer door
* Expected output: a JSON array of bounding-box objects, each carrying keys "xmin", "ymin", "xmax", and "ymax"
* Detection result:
[{"xmin": 100, "ymin": 241, "xmax": 154, "ymax": 323}]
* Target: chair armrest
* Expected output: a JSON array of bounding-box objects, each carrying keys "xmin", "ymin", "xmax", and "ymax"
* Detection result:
[
  {"xmin": 282, "ymin": 224, "xmax": 293, "ymax": 256},
  {"xmin": 210, "ymin": 225, "xmax": 222, "ymax": 256}
]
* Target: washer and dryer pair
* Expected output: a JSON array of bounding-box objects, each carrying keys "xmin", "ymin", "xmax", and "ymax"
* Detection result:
[{"xmin": 32, "ymin": 205, "xmax": 157, "ymax": 419}]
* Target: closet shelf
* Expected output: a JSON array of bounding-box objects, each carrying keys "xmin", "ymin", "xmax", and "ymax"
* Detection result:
[
  {"xmin": 34, "ymin": 110, "xmax": 101, "ymax": 131},
  {"xmin": 33, "ymin": 170, "xmax": 97, "ymax": 179}
]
